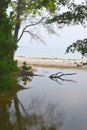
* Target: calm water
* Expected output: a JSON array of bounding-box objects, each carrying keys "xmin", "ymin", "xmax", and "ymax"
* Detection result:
[{"xmin": 0, "ymin": 67, "xmax": 87, "ymax": 130}]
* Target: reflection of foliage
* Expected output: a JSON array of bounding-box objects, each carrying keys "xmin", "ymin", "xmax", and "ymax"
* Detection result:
[
  {"xmin": 17, "ymin": 62, "xmax": 34, "ymax": 86},
  {"xmin": 0, "ymin": 97, "xmax": 16, "ymax": 130},
  {"xmin": 0, "ymin": 94, "xmax": 64, "ymax": 130},
  {"xmin": 22, "ymin": 76, "xmax": 32, "ymax": 85},
  {"xmin": 17, "ymin": 97, "xmax": 64, "ymax": 130}
]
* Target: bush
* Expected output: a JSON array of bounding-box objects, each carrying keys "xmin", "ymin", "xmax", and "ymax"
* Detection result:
[{"xmin": 21, "ymin": 62, "xmax": 32, "ymax": 71}]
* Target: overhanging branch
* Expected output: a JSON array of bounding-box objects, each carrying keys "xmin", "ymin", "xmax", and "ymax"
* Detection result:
[{"xmin": 17, "ymin": 17, "xmax": 45, "ymax": 43}]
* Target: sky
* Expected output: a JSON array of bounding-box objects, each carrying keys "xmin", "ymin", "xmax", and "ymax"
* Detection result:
[
  {"xmin": 15, "ymin": 25, "xmax": 87, "ymax": 59},
  {"xmin": 15, "ymin": 0, "xmax": 87, "ymax": 59}
]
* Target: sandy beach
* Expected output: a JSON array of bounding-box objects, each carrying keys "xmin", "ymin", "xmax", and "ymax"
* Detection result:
[{"xmin": 14, "ymin": 56, "xmax": 87, "ymax": 69}]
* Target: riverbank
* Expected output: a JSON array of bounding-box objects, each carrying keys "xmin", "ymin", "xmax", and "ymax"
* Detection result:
[{"xmin": 14, "ymin": 56, "xmax": 87, "ymax": 69}]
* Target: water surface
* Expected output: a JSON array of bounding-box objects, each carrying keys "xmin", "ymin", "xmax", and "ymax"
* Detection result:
[{"xmin": 0, "ymin": 67, "xmax": 87, "ymax": 130}]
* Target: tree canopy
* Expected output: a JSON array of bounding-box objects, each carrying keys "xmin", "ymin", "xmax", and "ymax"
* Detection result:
[{"xmin": 9, "ymin": 0, "xmax": 87, "ymax": 57}]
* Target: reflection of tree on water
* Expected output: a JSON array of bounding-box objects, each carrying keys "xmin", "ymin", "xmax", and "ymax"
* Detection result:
[
  {"xmin": 18, "ymin": 97, "xmax": 64, "ymax": 130},
  {"xmin": 0, "ymin": 100, "xmax": 14, "ymax": 130},
  {"xmin": 0, "ymin": 92, "xmax": 18, "ymax": 130},
  {"xmin": 18, "ymin": 76, "xmax": 32, "ymax": 86},
  {"xmin": 0, "ymin": 91, "xmax": 64, "ymax": 130}
]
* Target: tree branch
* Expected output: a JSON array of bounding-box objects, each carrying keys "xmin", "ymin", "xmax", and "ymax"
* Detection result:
[
  {"xmin": 23, "ymin": 30, "xmax": 45, "ymax": 43},
  {"xmin": 49, "ymin": 72, "xmax": 76, "ymax": 79},
  {"xmin": 17, "ymin": 17, "xmax": 45, "ymax": 43},
  {"xmin": 49, "ymin": 72, "xmax": 76, "ymax": 84}
]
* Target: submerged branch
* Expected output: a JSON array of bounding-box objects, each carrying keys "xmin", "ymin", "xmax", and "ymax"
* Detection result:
[
  {"xmin": 49, "ymin": 72, "xmax": 76, "ymax": 84},
  {"xmin": 49, "ymin": 72, "xmax": 76, "ymax": 79}
]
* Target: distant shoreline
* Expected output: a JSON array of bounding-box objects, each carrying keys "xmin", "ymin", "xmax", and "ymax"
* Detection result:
[{"xmin": 14, "ymin": 56, "xmax": 87, "ymax": 69}]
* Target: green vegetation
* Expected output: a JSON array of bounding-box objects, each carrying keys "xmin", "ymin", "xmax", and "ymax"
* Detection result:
[
  {"xmin": 0, "ymin": 1, "xmax": 18, "ymax": 90},
  {"xmin": 21, "ymin": 62, "xmax": 32, "ymax": 71},
  {"xmin": 9, "ymin": 0, "xmax": 87, "ymax": 57},
  {"xmin": 66, "ymin": 39, "xmax": 87, "ymax": 58},
  {"xmin": 0, "ymin": 0, "xmax": 87, "ymax": 90}
]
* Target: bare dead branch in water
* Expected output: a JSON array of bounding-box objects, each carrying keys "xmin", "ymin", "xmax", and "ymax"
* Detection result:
[
  {"xmin": 49, "ymin": 72, "xmax": 76, "ymax": 84},
  {"xmin": 49, "ymin": 72, "xmax": 76, "ymax": 79}
]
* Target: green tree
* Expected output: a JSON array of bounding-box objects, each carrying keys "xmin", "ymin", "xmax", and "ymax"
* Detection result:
[
  {"xmin": 1, "ymin": 0, "xmax": 66, "ymax": 89},
  {"xmin": 1, "ymin": 0, "xmax": 87, "ymax": 89},
  {"xmin": 0, "ymin": 0, "xmax": 18, "ymax": 89},
  {"xmin": 0, "ymin": 0, "xmax": 60, "ymax": 89}
]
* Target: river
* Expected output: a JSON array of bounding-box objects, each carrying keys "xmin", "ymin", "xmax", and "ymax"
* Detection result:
[{"xmin": 0, "ymin": 67, "xmax": 87, "ymax": 130}]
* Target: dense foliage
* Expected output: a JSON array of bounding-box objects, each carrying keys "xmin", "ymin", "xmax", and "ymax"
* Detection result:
[{"xmin": 0, "ymin": 0, "xmax": 18, "ymax": 89}]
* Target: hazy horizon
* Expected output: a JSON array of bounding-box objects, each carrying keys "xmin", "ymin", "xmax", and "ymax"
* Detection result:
[{"xmin": 15, "ymin": 24, "xmax": 87, "ymax": 59}]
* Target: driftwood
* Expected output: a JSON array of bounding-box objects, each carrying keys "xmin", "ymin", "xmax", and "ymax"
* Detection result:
[
  {"xmin": 49, "ymin": 72, "xmax": 76, "ymax": 79},
  {"xmin": 49, "ymin": 72, "xmax": 77, "ymax": 84},
  {"xmin": 18, "ymin": 70, "xmax": 43, "ymax": 77},
  {"xmin": 19, "ymin": 70, "xmax": 34, "ymax": 77}
]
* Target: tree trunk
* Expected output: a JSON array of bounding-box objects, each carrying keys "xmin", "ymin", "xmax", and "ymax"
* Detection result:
[{"xmin": 14, "ymin": 0, "xmax": 22, "ymax": 44}]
